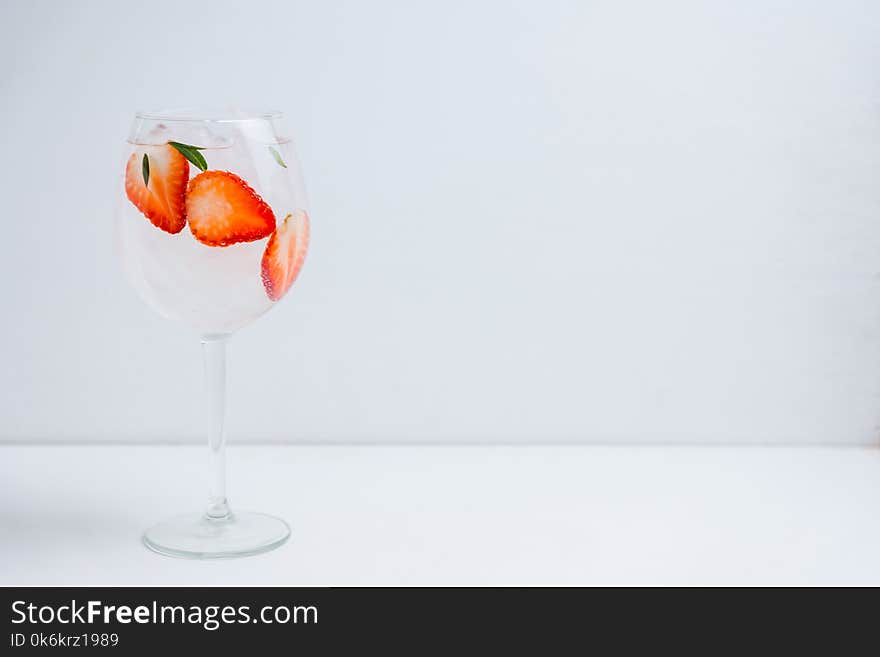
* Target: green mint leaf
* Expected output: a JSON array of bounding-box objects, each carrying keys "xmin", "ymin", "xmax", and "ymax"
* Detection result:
[
  {"xmin": 269, "ymin": 146, "xmax": 287, "ymax": 168},
  {"xmin": 142, "ymin": 153, "xmax": 150, "ymax": 187},
  {"xmin": 168, "ymin": 141, "xmax": 208, "ymax": 172}
]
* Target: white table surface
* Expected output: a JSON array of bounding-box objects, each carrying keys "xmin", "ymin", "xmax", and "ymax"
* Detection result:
[{"xmin": 2, "ymin": 444, "xmax": 880, "ymax": 586}]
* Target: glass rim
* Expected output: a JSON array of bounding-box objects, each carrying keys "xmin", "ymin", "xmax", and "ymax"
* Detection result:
[{"xmin": 134, "ymin": 108, "xmax": 283, "ymax": 123}]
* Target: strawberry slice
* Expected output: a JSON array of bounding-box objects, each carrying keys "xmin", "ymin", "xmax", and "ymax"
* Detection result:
[
  {"xmin": 124, "ymin": 143, "xmax": 189, "ymax": 233},
  {"xmin": 186, "ymin": 171, "xmax": 276, "ymax": 246},
  {"xmin": 261, "ymin": 210, "xmax": 310, "ymax": 301}
]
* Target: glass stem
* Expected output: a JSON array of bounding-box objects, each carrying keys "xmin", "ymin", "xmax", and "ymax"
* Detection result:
[{"xmin": 203, "ymin": 334, "xmax": 231, "ymax": 520}]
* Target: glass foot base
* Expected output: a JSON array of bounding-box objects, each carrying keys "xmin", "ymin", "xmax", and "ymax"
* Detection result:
[{"xmin": 143, "ymin": 511, "xmax": 290, "ymax": 559}]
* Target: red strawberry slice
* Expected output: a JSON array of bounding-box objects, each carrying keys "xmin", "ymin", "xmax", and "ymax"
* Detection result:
[
  {"xmin": 261, "ymin": 210, "xmax": 310, "ymax": 301},
  {"xmin": 185, "ymin": 171, "xmax": 276, "ymax": 247},
  {"xmin": 124, "ymin": 143, "xmax": 189, "ymax": 234}
]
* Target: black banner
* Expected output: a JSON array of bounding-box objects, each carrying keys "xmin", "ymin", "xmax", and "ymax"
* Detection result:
[{"xmin": 0, "ymin": 586, "xmax": 864, "ymax": 652}]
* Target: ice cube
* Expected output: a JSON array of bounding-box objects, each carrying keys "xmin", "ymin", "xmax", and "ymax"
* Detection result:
[
  {"xmin": 168, "ymin": 122, "xmax": 233, "ymax": 149},
  {"xmin": 135, "ymin": 122, "xmax": 171, "ymax": 146}
]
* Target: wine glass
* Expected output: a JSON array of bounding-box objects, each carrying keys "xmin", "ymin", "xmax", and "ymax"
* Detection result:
[{"xmin": 115, "ymin": 109, "xmax": 310, "ymax": 558}]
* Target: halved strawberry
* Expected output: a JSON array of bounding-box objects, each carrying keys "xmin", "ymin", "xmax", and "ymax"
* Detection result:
[
  {"xmin": 261, "ymin": 210, "xmax": 310, "ymax": 301},
  {"xmin": 124, "ymin": 143, "xmax": 189, "ymax": 233},
  {"xmin": 186, "ymin": 171, "xmax": 276, "ymax": 246}
]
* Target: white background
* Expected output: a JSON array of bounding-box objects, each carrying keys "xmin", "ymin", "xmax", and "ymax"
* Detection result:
[{"xmin": 2, "ymin": 0, "xmax": 880, "ymax": 445}]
